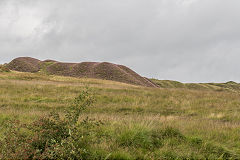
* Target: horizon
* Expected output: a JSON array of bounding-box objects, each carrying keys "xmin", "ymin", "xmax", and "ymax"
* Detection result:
[
  {"xmin": 2, "ymin": 56, "xmax": 239, "ymax": 84},
  {"xmin": 1, "ymin": 0, "xmax": 240, "ymax": 83}
]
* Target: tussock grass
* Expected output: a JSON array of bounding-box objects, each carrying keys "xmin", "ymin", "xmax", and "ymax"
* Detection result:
[{"xmin": 1, "ymin": 71, "xmax": 240, "ymax": 159}]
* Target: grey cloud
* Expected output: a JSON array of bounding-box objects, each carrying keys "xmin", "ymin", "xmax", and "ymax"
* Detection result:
[{"xmin": 0, "ymin": 0, "xmax": 240, "ymax": 82}]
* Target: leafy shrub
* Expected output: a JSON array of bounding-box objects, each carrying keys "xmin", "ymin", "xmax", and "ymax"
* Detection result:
[
  {"xmin": 0, "ymin": 64, "xmax": 10, "ymax": 72},
  {"xmin": 0, "ymin": 88, "xmax": 101, "ymax": 159},
  {"xmin": 0, "ymin": 120, "xmax": 33, "ymax": 159},
  {"xmin": 1, "ymin": 88, "xmax": 239, "ymax": 159}
]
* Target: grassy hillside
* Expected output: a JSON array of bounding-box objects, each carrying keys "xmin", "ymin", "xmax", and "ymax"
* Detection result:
[
  {"xmin": 151, "ymin": 79, "xmax": 240, "ymax": 92},
  {"xmin": 1, "ymin": 71, "xmax": 240, "ymax": 159},
  {"xmin": 7, "ymin": 57, "xmax": 158, "ymax": 87}
]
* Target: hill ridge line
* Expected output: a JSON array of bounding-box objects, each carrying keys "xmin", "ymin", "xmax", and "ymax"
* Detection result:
[{"xmin": 7, "ymin": 57, "xmax": 158, "ymax": 88}]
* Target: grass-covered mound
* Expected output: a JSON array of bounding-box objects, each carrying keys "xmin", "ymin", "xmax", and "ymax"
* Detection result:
[
  {"xmin": 7, "ymin": 57, "xmax": 158, "ymax": 87},
  {"xmin": 7, "ymin": 57, "xmax": 41, "ymax": 73},
  {"xmin": 152, "ymin": 79, "xmax": 240, "ymax": 92},
  {"xmin": 45, "ymin": 61, "xmax": 158, "ymax": 87}
]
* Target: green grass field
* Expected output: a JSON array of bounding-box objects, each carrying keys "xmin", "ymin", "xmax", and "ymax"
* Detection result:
[{"xmin": 1, "ymin": 71, "xmax": 240, "ymax": 159}]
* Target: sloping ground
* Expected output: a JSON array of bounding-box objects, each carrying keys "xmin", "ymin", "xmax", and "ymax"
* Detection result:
[
  {"xmin": 46, "ymin": 62, "xmax": 158, "ymax": 87},
  {"xmin": 151, "ymin": 79, "xmax": 240, "ymax": 92},
  {"xmin": 7, "ymin": 57, "xmax": 158, "ymax": 87},
  {"xmin": 8, "ymin": 57, "xmax": 41, "ymax": 73},
  {"xmin": 1, "ymin": 71, "xmax": 240, "ymax": 159}
]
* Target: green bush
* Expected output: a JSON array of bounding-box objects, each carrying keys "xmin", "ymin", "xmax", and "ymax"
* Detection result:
[
  {"xmin": 0, "ymin": 64, "xmax": 10, "ymax": 72},
  {"xmin": 0, "ymin": 88, "xmax": 100, "ymax": 159}
]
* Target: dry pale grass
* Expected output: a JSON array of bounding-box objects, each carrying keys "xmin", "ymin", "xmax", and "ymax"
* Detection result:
[{"xmin": 1, "ymin": 71, "xmax": 240, "ymax": 157}]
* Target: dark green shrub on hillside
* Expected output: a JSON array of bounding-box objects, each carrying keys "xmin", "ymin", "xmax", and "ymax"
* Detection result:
[
  {"xmin": 0, "ymin": 88, "xmax": 100, "ymax": 159},
  {"xmin": 0, "ymin": 64, "xmax": 10, "ymax": 72}
]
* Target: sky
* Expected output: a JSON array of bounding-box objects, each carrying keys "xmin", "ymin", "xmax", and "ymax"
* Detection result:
[{"xmin": 0, "ymin": 0, "xmax": 240, "ymax": 83}]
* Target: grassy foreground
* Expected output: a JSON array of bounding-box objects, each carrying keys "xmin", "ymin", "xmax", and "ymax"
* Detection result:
[{"xmin": 1, "ymin": 71, "xmax": 240, "ymax": 159}]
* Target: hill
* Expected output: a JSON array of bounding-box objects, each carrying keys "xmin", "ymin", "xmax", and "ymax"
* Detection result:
[
  {"xmin": 151, "ymin": 79, "xmax": 240, "ymax": 92},
  {"xmin": 7, "ymin": 57, "xmax": 158, "ymax": 87},
  {"xmin": 7, "ymin": 57, "xmax": 41, "ymax": 73},
  {"xmin": 0, "ymin": 71, "xmax": 240, "ymax": 159}
]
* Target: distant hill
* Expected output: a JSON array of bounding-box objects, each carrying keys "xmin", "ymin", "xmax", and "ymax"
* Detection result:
[
  {"xmin": 151, "ymin": 79, "xmax": 240, "ymax": 92},
  {"xmin": 7, "ymin": 57, "xmax": 158, "ymax": 87}
]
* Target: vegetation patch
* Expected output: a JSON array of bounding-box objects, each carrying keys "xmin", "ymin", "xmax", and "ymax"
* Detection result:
[
  {"xmin": 1, "ymin": 69, "xmax": 240, "ymax": 159},
  {"xmin": 0, "ymin": 64, "xmax": 10, "ymax": 72},
  {"xmin": 7, "ymin": 57, "xmax": 158, "ymax": 87},
  {"xmin": 152, "ymin": 78, "xmax": 240, "ymax": 92},
  {"xmin": 7, "ymin": 57, "xmax": 41, "ymax": 73}
]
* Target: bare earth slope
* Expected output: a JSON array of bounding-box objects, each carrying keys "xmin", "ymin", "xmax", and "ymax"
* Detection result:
[{"xmin": 7, "ymin": 57, "xmax": 158, "ymax": 87}]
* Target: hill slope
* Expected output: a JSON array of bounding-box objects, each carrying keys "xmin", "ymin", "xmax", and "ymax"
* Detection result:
[
  {"xmin": 7, "ymin": 57, "xmax": 158, "ymax": 87},
  {"xmin": 7, "ymin": 57, "xmax": 41, "ymax": 73},
  {"xmin": 151, "ymin": 79, "xmax": 240, "ymax": 92},
  {"xmin": 0, "ymin": 71, "xmax": 240, "ymax": 159}
]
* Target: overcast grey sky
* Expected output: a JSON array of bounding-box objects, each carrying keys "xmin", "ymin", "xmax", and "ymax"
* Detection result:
[{"xmin": 0, "ymin": 0, "xmax": 240, "ymax": 82}]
